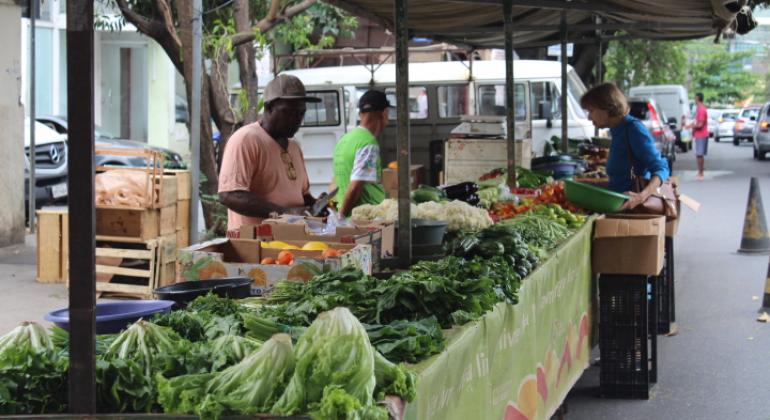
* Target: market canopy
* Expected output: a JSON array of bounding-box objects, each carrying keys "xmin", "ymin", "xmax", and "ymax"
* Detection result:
[{"xmin": 325, "ymin": 0, "xmax": 756, "ymax": 48}]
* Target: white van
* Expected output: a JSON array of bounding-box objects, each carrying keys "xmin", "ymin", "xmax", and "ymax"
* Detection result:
[
  {"xmin": 628, "ymin": 84, "xmax": 691, "ymax": 149},
  {"xmin": 253, "ymin": 60, "xmax": 594, "ymax": 194}
]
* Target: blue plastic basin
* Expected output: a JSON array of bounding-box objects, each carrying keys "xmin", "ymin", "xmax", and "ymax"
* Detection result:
[{"xmin": 44, "ymin": 300, "xmax": 174, "ymax": 334}]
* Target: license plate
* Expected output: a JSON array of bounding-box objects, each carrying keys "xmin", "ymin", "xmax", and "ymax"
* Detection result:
[{"xmin": 51, "ymin": 183, "xmax": 68, "ymax": 199}]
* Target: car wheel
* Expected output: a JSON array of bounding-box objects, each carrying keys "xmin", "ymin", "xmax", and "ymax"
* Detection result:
[
  {"xmin": 715, "ymin": 136, "xmax": 720, "ymax": 143},
  {"xmin": 734, "ymin": 138, "xmax": 740, "ymax": 146},
  {"xmin": 760, "ymin": 150, "xmax": 767, "ymax": 161}
]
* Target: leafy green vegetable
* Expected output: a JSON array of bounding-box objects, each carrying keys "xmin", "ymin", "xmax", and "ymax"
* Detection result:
[
  {"xmin": 364, "ymin": 317, "xmax": 445, "ymax": 363},
  {"xmin": 272, "ymin": 308, "xmax": 376, "ymax": 415},
  {"xmin": 186, "ymin": 293, "xmax": 243, "ymax": 317},
  {"xmin": 309, "ymin": 386, "xmax": 388, "ymax": 420},
  {"xmin": 260, "ymin": 268, "xmax": 380, "ymax": 327},
  {"xmin": 0, "ymin": 322, "xmax": 54, "ymax": 357},
  {"xmin": 96, "ymin": 358, "xmax": 154, "ymax": 413},
  {"xmin": 0, "ymin": 323, "xmax": 68, "ymax": 414},
  {"xmin": 373, "ymin": 351, "xmax": 417, "ymax": 402},
  {"xmin": 152, "ymin": 310, "xmax": 207, "ymax": 342},
  {"xmin": 499, "ymin": 212, "xmax": 571, "ymax": 250},
  {"xmin": 158, "ymin": 333, "xmax": 295, "ymax": 419}
]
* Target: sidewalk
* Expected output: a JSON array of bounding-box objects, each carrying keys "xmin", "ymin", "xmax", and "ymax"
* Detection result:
[{"xmin": 0, "ymin": 233, "xmax": 67, "ymax": 333}]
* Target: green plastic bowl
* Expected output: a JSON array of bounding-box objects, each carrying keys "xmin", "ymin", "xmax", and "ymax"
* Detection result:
[{"xmin": 564, "ymin": 180, "xmax": 629, "ymax": 213}]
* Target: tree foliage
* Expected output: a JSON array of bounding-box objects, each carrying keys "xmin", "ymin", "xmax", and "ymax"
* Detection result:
[
  {"xmin": 604, "ymin": 35, "xmax": 763, "ymax": 107},
  {"xmin": 684, "ymin": 40, "xmax": 762, "ymax": 106},
  {"xmin": 604, "ymin": 38, "xmax": 687, "ymax": 93},
  {"xmin": 106, "ymin": 0, "xmax": 357, "ymax": 233}
]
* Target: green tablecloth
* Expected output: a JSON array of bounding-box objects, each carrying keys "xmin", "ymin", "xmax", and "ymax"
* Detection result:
[{"xmin": 405, "ymin": 220, "xmax": 594, "ymax": 420}]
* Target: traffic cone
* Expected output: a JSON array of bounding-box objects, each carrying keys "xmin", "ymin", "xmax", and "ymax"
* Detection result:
[
  {"xmin": 738, "ymin": 177, "xmax": 770, "ymax": 254},
  {"xmin": 760, "ymin": 254, "xmax": 770, "ymax": 314}
]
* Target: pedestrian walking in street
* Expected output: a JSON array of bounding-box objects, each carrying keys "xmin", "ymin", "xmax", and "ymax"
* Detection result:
[
  {"xmin": 580, "ymin": 83, "xmax": 670, "ymax": 210},
  {"xmin": 691, "ymin": 92, "xmax": 709, "ymax": 180}
]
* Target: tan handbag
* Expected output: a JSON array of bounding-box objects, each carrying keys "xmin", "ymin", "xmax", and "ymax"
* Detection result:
[{"xmin": 625, "ymin": 134, "xmax": 679, "ymax": 220}]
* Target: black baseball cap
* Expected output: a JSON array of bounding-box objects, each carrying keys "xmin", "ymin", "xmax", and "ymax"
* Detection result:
[{"xmin": 358, "ymin": 90, "xmax": 393, "ymax": 113}]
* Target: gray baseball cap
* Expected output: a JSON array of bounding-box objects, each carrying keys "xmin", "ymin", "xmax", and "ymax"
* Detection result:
[{"xmin": 263, "ymin": 74, "xmax": 321, "ymax": 104}]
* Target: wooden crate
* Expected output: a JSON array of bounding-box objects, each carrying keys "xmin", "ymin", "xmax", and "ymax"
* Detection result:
[
  {"xmin": 95, "ymin": 148, "xmax": 177, "ymax": 209},
  {"xmin": 165, "ymin": 169, "xmax": 191, "ymax": 200},
  {"xmin": 176, "ymin": 228, "xmax": 190, "ymax": 249},
  {"xmin": 96, "ymin": 205, "xmax": 176, "ymax": 242},
  {"xmin": 176, "ymin": 200, "xmax": 190, "ymax": 231},
  {"xmin": 36, "ymin": 208, "xmax": 69, "ymax": 283},
  {"xmin": 94, "ymin": 240, "xmax": 160, "ymax": 299},
  {"xmin": 94, "ymin": 234, "xmax": 177, "ymax": 299}
]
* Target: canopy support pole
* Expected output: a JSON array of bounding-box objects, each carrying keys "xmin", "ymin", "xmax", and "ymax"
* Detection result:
[
  {"xmin": 560, "ymin": 10, "xmax": 568, "ymax": 154},
  {"xmin": 66, "ymin": 0, "xmax": 96, "ymax": 412},
  {"xmin": 394, "ymin": 0, "xmax": 411, "ymax": 268},
  {"xmin": 28, "ymin": 0, "xmax": 36, "ymax": 233},
  {"xmin": 189, "ymin": 0, "xmax": 202, "ymax": 245},
  {"xmin": 504, "ymin": 0, "xmax": 516, "ymax": 188}
]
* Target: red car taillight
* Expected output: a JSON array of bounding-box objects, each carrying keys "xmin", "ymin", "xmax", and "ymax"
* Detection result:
[
  {"xmin": 736, "ymin": 118, "xmax": 746, "ymax": 130},
  {"xmin": 761, "ymin": 121, "xmax": 769, "ymax": 132},
  {"xmin": 647, "ymin": 103, "xmax": 664, "ymax": 137}
]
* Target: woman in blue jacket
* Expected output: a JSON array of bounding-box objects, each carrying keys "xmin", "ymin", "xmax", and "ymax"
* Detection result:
[{"xmin": 580, "ymin": 83, "xmax": 670, "ymax": 211}]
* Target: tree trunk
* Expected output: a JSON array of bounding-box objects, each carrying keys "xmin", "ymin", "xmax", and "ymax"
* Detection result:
[
  {"xmin": 573, "ymin": 43, "xmax": 601, "ymax": 87},
  {"xmin": 234, "ymin": 0, "xmax": 259, "ymax": 125}
]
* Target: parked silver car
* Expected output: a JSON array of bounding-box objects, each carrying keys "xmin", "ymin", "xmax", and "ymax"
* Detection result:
[
  {"xmin": 714, "ymin": 109, "xmax": 739, "ymax": 142},
  {"xmin": 733, "ymin": 106, "xmax": 761, "ymax": 145},
  {"xmin": 753, "ymin": 102, "xmax": 770, "ymax": 160}
]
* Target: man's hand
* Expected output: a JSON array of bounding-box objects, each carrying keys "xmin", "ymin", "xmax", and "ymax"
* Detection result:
[{"xmin": 619, "ymin": 191, "xmax": 647, "ymax": 211}]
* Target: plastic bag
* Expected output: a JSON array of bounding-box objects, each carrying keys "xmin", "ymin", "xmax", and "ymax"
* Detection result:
[{"xmin": 95, "ymin": 170, "xmax": 152, "ymax": 207}]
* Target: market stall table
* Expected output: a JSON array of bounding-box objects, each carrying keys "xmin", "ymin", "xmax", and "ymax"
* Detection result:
[{"xmin": 406, "ymin": 218, "xmax": 594, "ymax": 420}]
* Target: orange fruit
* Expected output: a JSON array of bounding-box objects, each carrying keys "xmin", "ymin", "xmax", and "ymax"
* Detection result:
[
  {"xmin": 277, "ymin": 250, "xmax": 294, "ymax": 265},
  {"xmin": 322, "ymin": 248, "xmax": 340, "ymax": 258},
  {"xmin": 260, "ymin": 257, "xmax": 276, "ymax": 265}
]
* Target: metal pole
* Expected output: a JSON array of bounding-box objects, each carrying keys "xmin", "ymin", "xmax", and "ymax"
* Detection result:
[
  {"xmin": 560, "ymin": 10, "xmax": 568, "ymax": 154},
  {"xmin": 28, "ymin": 0, "xmax": 36, "ymax": 233},
  {"xmin": 504, "ymin": 0, "xmax": 516, "ymax": 188},
  {"xmin": 189, "ymin": 0, "xmax": 202, "ymax": 245},
  {"xmin": 394, "ymin": 0, "xmax": 411, "ymax": 267},
  {"xmin": 66, "ymin": 0, "xmax": 96, "ymax": 412}
]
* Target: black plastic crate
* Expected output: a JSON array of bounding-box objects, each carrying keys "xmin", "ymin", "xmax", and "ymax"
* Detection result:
[
  {"xmin": 666, "ymin": 237, "xmax": 676, "ymax": 323},
  {"xmin": 599, "ymin": 274, "xmax": 657, "ymax": 399}
]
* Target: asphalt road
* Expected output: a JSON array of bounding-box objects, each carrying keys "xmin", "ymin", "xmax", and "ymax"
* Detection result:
[{"xmin": 562, "ymin": 139, "xmax": 770, "ymax": 419}]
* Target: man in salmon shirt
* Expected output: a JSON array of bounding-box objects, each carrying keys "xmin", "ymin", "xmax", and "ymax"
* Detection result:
[{"xmin": 218, "ymin": 74, "xmax": 321, "ymax": 231}]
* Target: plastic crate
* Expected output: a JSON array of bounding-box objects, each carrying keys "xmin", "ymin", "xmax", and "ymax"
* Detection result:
[
  {"xmin": 666, "ymin": 237, "xmax": 676, "ymax": 323},
  {"xmin": 599, "ymin": 274, "xmax": 657, "ymax": 399}
]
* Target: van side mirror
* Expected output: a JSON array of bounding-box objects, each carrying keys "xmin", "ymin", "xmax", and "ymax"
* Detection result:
[
  {"xmin": 667, "ymin": 117, "xmax": 677, "ymax": 129},
  {"xmin": 751, "ymin": 116, "xmax": 757, "ymax": 121},
  {"xmin": 539, "ymin": 101, "xmax": 553, "ymax": 128}
]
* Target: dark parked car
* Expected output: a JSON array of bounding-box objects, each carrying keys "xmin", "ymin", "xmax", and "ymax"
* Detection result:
[
  {"xmin": 36, "ymin": 115, "xmax": 187, "ymax": 169},
  {"xmin": 628, "ymin": 97, "xmax": 677, "ymax": 171},
  {"xmin": 733, "ymin": 106, "xmax": 761, "ymax": 145}
]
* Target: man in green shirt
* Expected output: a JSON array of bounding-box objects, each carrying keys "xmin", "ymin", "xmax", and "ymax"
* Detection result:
[{"xmin": 333, "ymin": 90, "xmax": 391, "ymax": 216}]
